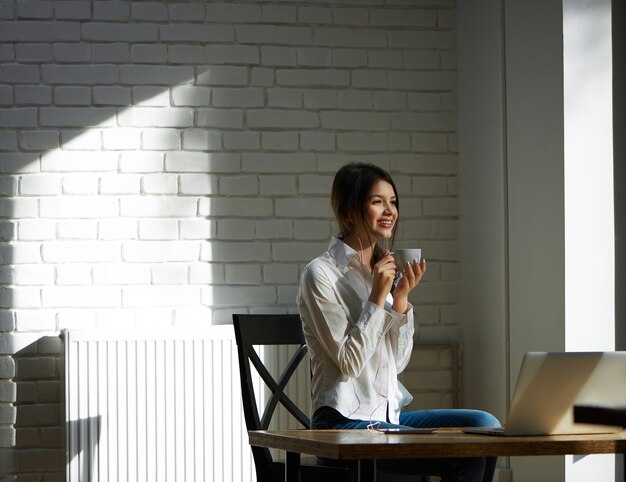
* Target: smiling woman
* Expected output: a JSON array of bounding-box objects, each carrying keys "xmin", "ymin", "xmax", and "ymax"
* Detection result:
[{"xmin": 297, "ymin": 163, "xmax": 499, "ymax": 482}]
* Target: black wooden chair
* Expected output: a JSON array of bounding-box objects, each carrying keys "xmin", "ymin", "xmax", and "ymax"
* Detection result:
[
  {"xmin": 233, "ymin": 313, "xmax": 429, "ymax": 482},
  {"xmin": 232, "ymin": 313, "xmax": 353, "ymax": 482}
]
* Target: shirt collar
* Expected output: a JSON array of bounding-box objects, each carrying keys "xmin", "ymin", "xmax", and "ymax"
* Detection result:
[{"xmin": 327, "ymin": 237, "xmax": 360, "ymax": 270}]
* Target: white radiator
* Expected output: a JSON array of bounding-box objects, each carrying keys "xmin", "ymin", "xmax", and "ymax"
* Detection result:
[{"xmin": 64, "ymin": 328, "xmax": 258, "ymax": 482}]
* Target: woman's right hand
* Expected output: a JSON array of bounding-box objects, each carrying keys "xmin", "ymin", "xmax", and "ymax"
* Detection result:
[{"xmin": 368, "ymin": 249, "xmax": 397, "ymax": 308}]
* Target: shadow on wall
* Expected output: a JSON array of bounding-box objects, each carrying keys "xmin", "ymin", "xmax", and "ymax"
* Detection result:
[{"xmin": 0, "ymin": 336, "xmax": 65, "ymax": 477}]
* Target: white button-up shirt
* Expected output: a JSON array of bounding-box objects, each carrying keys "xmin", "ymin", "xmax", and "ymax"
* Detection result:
[{"xmin": 297, "ymin": 237, "xmax": 415, "ymax": 424}]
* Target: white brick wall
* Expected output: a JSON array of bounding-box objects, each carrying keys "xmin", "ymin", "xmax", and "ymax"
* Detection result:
[{"xmin": 0, "ymin": 0, "xmax": 458, "ymax": 479}]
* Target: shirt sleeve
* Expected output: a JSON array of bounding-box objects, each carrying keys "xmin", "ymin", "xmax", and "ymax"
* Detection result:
[
  {"xmin": 298, "ymin": 263, "xmax": 402, "ymax": 378},
  {"xmin": 387, "ymin": 304, "xmax": 415, "ymax": 374}
]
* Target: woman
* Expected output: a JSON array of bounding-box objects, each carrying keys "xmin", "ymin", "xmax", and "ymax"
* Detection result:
[{"xmin": 297, "ymin": 162, "xmax": 500, "ymax": 482}]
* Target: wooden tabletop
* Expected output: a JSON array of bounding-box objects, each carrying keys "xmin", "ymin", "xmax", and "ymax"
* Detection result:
[{"xmin": 249, "ymin": 429, "xmax": 626, "ymax": 460}]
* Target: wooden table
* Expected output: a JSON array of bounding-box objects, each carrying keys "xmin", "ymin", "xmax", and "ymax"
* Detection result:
[{"xmin": 249, "ymin": 429, "xmax": 626, "ymax": 482}]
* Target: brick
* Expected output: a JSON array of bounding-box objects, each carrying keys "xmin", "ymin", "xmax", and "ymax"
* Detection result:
[
  {"xmin": 16, "ymin": 1, "xmax": 53, "ymax": 18},
  {"xmin": 93, "ymin": 1, "xmax": 129, "ymax": 20},
  {"xmin": 171, "ymin": 86, "xmax": 212, "ymax": 106},
  {"xmin": 275, "ymin": 198, "xmax": 332, "ymax": 218},
  {"xmin": 200, "ymin": 197, "xmax": 272, "ymax": 217},
  {"xmin": 141, "ymin": 174, "xmax": 178, "ymax": 194},
  {"xmin": 120, "ymin": 196, "xmax": 196, "ymax": 217},
  {"xmin": 267, "ymin": 88, "xmax": 302, "ymax": 108},
  {"xmin": 408, "ymin": 93, "xmax": 442, "ymax": 111},
  {"xmin": 212, "ymin": 87, "xmax": 263, "ymax": 108},
  {"xmin": 276, "ymin": 69, "xmax": 348, "ymax": 87},
  {"xmin": 181, "ymin": 129, "xmax": 221, "ymax": 151},
  {"xmin": 168, "ymin": 3, "xmax": 205, "ymax": 21},
  {"xmin": 55, "ymin": 1, "xmax": 91, "ymax": 20},
  {"xmin": 200, "ymin": 241, "xmax": 269, "ymax": 262},
  {"xmin": 263, "ymin": 263, "xmax": 298, "ymax": 284},
  {"xmin": 165, "ymin": 152, "xmax": 240, "ymax": 173},
  {"xmin": 40, "ymin": 107, "xmax": 115, "ymax": 127},
  {"xmin": 259, "ymin": 175, "xmax": 296, "ymax": 195},
  {"xmin": 167, "ymin": 45, "xmax": 205, "ymax": 64},
  {"xmin": 225, "ymin": 264, "xmax": 262, "ymax": 284},
  {"xmin": 92, "ymin": 264, "xmax": 150, "ymax": 285},
  {"xmin": 247, "ymin": 110, "xmax": 318, "ymax": 129},
  {"xmin": 39, "ymin": 196, "xmax": 117, "ymax": 218},
  {"xmin": 98, "ymin": 219, "xmax": 137, "ymax": 240},
  {"xmin": 255, "ymin": 220, "xmax": 293, "ymax": 239},
  {"xmin": 159, "ymin": 24, "xmax": 234, "ymax": 42},
  {"xmin": 42, "ymin": 240, "xmax": 120, "ymax": 263},
  {"xmin": 179, "ymin": 174, "xmax": 218, "ymax": 195},
  {"xmin": 0, "ymin": 286, "xmax": 41, "ymax": 308},
  {"xmin": 52, "ymin": 42, "xmax": 90, "ymax": 62},
  {"xmin": 102, "ymin": 128, "xmax": 140, "ymax": 150},
  {"xmin": 57, "ymin": 218, "xmax": 98, "ymax": 238},
  {"xmin": 0, "ymin": 44, "xmax": 14, "ymax": 61},
  {"xmin": 263, "ymin": 4, "xmax": 296, "ymax": 22},
  {"xmin": 195, "ymin": 66, "xmax": 247, "ymax": 86},
  {"xmin": 300, "ymin": 131, "xmax": 335, "ymax": 151},
  {"xmin": 0, "ymin": 131, "xmax": 17, "ymax": 151},
  {"xmin": 93, "ymin": 86, "xmax": 131, "ymax": 106},
  {"xmin": 298, "ymin": 6, "xmax": 332, "ymax": 24},
  {"xmin": 0, "ymin": 357, "xmax": 15, "ymax": 378},
  {"xmin": 92, "ymin": 43, "xmax": 130, "ymax": 63},
  {"xmin": 0, "ymin": 405, "xmax": 16, "ymax": 423},
  {"xmin": 142, "ymin": 129, "xmax": 180, "ymax": 150},
  {"xmin": 261, "ymin": 132, "xmax": 298, "ymax": 151},
  {"xmin": 54, "ymin": 263, "xmax": 92, "ymax": 284},
  {"xmin": 0, "ymin": 380, "xmax": 16, "ymax": 402},
  {"xmin": 203, "ymin": 285, "xmax": 276, "ymax": 307},
  {"xmin": 216, "ymin": 219, "xmax": 254, "ymax": 240},
  {"xmin": 131, "ymin": 2, "xmax": 167, "ymax": 21},
  {"xmin": 189, "ymin": 262, "xmax": 223, "ymax": 284},
  {"xmin": 0, "ymin": 21, "xmax": 80, "ymax": 42},
  {"xmin": 250, "ymin": 67, "xmax": 273, "ymax": 86},
  {"xmin": 271, "ymin": 241, "xmax": 327, "ymax": 262},
  {"xmin": 19, "ymin": 131, "xmax": 59, "ymax": 151},
  {"xmin": 19, "ymin": 174, "xmax": 61, "ymax": 196},
  {"xmin": 320, "ymin": 111, "xmax": 389, "ymax": 130},
  {"xmin": 15, "ymin": 310, "xmax": 57, "ymax": 333},
  {"xmin": 223, "ymin": 131, "xmax": 260, "ymax": 151},
  {"xmin": 117, "ymin": 107, "xmax": 193, "ymax": 128},
  {"xmin": 0, "ymin": 198, "xmax": 38, "ymax": 218},
  {"xmin": 294, "ymin": 220, "xmax": 331, "ymax": 240},
  {"xmin": 297, "ymin": 174, "xmax": 332, "ymax": 194},
  {"xmin": 59, "ymin": 129, "xmax": 101, "ymax": 150},
  {"xmin": 53, "ymin": 86, "xmax": 91, "ymax": 105},
  {"xmin": 17, "ymin": 219, "xmax": 56, "ymax": 241},
  {"xmin": 42, "ymin": 286, "xmax": 120, "ymax": 308},
  {"xmin": 0, "ymin": 108, "xmax": 38, "ymax": 127},
  {"xmin": 196, "ymin": 108, "xmax": 244, "ymax": 128},
  {"xmin": 10, "ymin": 264, "xmax": 55, "ymax": 285},
  {"xmin": 123, "ymin": 286, "xmax": 199, "ymax": 307},
  {"xmin": 122, "ymin": 241, "xmax": 199, "ymax": 262},
  {"xmin": 261, "ymin": 46, "xmax": 297, "ymax": 66},
  {"xmin": 338, "ymin": 90, "xmax": 373, "ymax": 110},
  {"xmin": 206, "ymin": 3, "xmax": 261, "ymax": 23},
  {"xmin": 138, "ymin": 219, "xmax": 178, "ymax": 240},
  {"xmin": 119, "ymin": 152, "xmax": 163, "ymax": 173},
  {"xmin": 334, "ymin": 48, "xmax": 367, "ymax": 67},
  {"xmin": 1, "ymin": 64, "xmax": 41, "ymax": 83},
  {"xmin": 179, "ymin": 219, "xmax": 215, "ymax": 240},
  {"xmin": 82, "ymin": 22, "xmax": 158, "ymax": 42},
  {"xmin": 151, "ymin": 264, "xmax": 187, "ymax": 285},
  {"xmin": 129, "ymin": 43, "xmax": 167, "ymax": 64},
  {"xmin": 204, "ymin": 45, "xmax": 259, "ymax": 65},
  {"xmin": 236, "ymin": 25, "xmax": 311, "ymax": 45},
  {"xmin": 99, "ymin": 174, "xmax": 140, "ymax": 194}
]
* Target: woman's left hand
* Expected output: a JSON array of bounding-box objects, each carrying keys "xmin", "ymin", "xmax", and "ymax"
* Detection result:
[{"xmin": 392, "ymin": 258, "xmax": 426, "ymax": 313}]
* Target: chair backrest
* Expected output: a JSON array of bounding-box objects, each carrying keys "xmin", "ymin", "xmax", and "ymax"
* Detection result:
[{"xmin": 232, "ymin": 313, "xmax": 311, "ymax": 479}]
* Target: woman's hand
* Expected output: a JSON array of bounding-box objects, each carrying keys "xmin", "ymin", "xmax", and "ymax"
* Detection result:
[
  {"xmin": 392, "ymin": 258, "xmax": 427, "ymax": 314},
  {"xmin": 368, "ymin": 250, "xmax": 397, "ymax": 308}
]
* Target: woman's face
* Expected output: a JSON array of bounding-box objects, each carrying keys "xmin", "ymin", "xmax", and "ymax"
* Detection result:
[{"xmin": 355, "ymin": 179, "xmax": 398, "ymax": 242}]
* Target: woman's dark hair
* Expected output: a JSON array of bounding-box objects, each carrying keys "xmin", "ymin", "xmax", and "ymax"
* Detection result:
[{"xmin": 331, "ymin": 162, "xmax": 399, "ymax": 267}]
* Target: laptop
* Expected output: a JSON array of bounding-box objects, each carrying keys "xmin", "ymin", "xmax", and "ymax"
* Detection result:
[{"xmin": 463, "ymin": 351, "xmax": 626, "ymax": 436}]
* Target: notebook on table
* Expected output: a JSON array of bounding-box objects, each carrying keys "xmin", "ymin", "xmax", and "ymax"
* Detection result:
[{"xmin": 463, "ymin": 351, "xmax": 626, "ymax": 436}]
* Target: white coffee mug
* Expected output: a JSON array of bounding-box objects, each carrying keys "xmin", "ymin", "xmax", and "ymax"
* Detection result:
[{"xmin": 393, "ymin": 248, "xmax": 422, "ymax": 266}]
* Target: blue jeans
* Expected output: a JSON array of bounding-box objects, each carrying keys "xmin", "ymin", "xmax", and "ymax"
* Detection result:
[{"xmin": 312, "ymin": 406, "xmax": 500, "ymax": 482}]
